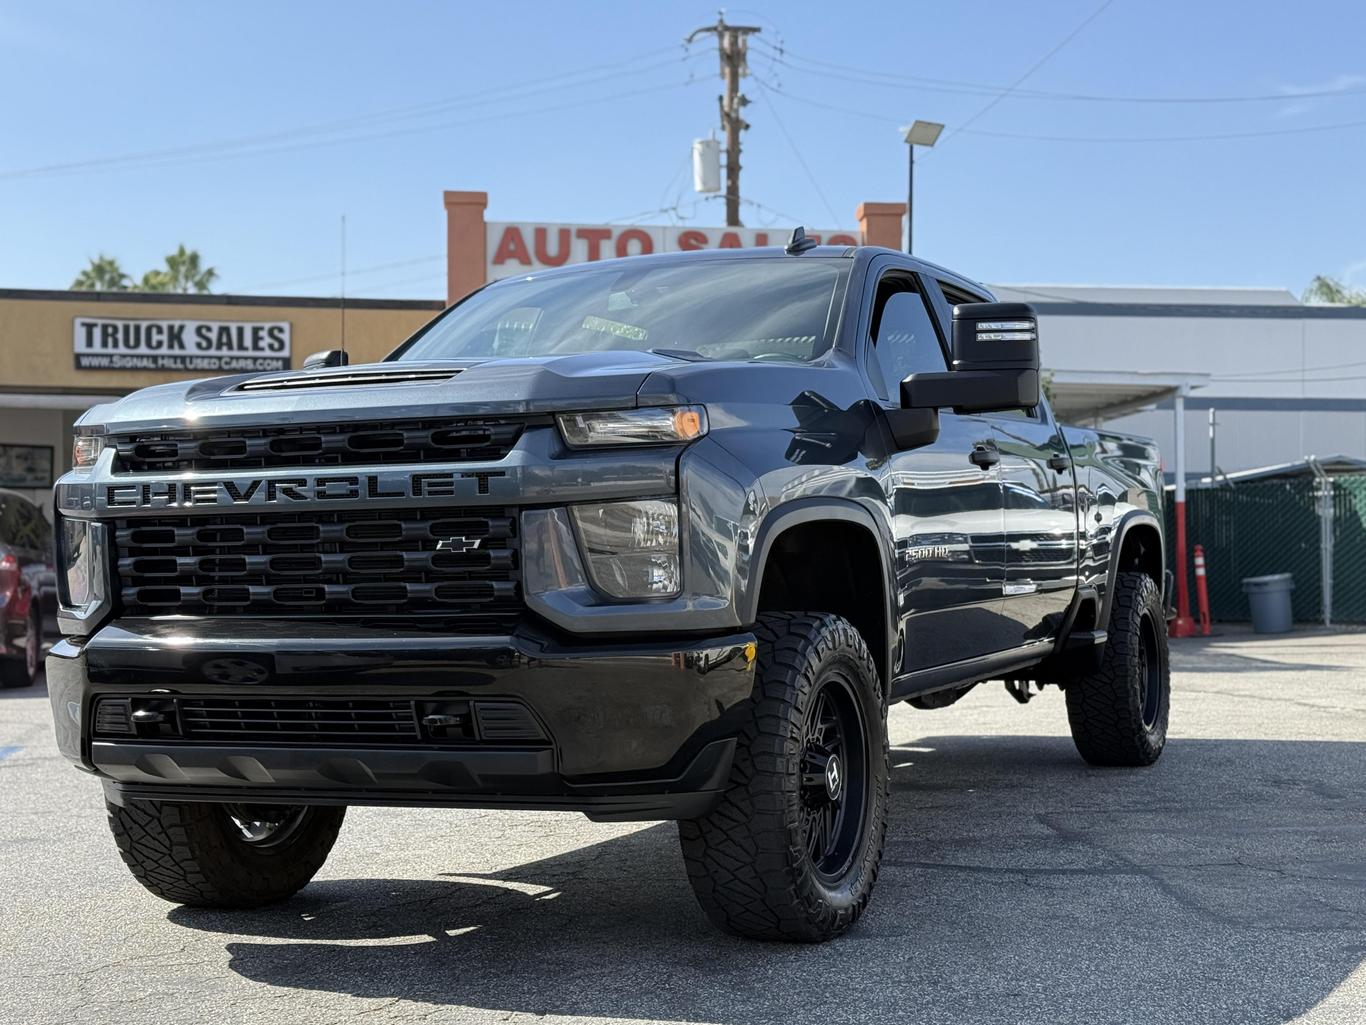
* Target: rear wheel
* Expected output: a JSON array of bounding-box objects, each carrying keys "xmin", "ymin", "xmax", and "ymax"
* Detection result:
[
  {"xmin": 1065, "ymin": 572, "xmax": 1170, "ymax": 766},
  {"xmin": 0, "ymin": 606, "xmax": 41, "ymax": 688},
  {"xmin": 107, "ymin": 798, "xmax": 345, "ymax": 907},
  {"xmin": 679, "ymin": 612, "xmax": 889, "ymax": 942}
]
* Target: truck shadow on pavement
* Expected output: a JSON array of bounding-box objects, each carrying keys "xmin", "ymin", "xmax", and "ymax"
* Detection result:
[{"xmin": 169, "ymin": 734, "xmax": 1366, "ymax": 1025}]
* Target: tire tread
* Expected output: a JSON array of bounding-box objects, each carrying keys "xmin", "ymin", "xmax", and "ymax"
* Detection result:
[{"xmin": 679, "ymin": 612, "xmax": 889, "ymax": 942}]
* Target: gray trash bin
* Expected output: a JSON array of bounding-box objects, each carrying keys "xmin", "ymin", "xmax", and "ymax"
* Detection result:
[{"xmin": 1242, "ymin": 573, "xmax": 1294, "ymax": 634}]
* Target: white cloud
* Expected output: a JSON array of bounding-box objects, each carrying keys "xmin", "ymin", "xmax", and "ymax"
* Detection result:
[{"xmin": 1279, "ymin": 73, "xmax": 1366, "ymax": 96}]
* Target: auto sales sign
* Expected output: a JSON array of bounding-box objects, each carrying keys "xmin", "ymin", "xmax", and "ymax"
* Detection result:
[
  {"xmin": 73, "ymin": 317, "xmax": 291, "ymax": 372},
  {"xmin": 486, "ymin": 222, "xmax": 859, "ymax": 278}
]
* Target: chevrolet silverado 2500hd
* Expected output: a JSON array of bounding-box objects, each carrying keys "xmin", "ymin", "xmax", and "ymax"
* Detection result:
[{"xmin": 48, "ymin": 237, "xmax": 1169, "ymax": 942}]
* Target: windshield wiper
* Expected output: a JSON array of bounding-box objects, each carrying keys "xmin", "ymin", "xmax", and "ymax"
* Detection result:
[{"xmin": 649, "ymin": 348, "xmax": 712, "ymax": 362}]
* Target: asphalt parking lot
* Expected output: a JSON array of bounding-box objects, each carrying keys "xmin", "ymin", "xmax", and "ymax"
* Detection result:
[{"xmin": 2, "ymin": 629, "xmax": 1363, "ymax": 1025}]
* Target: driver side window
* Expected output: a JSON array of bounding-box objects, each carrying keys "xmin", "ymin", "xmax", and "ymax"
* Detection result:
[{"xmin": 866, "ymin": 275, "xmax": 948, "ymax": 400}]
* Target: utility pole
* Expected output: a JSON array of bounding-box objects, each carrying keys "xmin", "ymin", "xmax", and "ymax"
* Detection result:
[{"xmin": 686, "ymin": 15, "xmax": 761, "ymax": 227}]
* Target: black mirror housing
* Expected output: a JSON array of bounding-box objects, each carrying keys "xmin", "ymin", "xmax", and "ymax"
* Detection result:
[
  {"xmin": 302, "ymin": 349, "xmax": 349, "ymax": 370},
  {"xmin": 902, "ymin": 301, "xmax": 1040, "ymax": 413}
]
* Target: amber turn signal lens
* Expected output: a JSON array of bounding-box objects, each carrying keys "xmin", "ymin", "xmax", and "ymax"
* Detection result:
[{"xmin": 672, "ymin": 409, "xmax": 704, "ymax": 440}]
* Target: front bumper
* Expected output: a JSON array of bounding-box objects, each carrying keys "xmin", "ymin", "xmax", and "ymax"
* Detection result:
[{"xmin": 47, "ymin": 619, "xmax": 756, "ymax": 821}]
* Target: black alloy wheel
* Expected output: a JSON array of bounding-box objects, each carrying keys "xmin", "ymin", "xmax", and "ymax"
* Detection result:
[
  {"xmin": 799, "ymin": 676, "xmax": 869, "ymax": 882},
  {"xmin": 1137, "ymin": 608, "xmax": 1163, "ymax": 730}
]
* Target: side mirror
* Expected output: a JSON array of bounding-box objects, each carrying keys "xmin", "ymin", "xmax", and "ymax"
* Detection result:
[
  {"xmin": 302, "ymin": 349, "xmax": 349, "ymax": 370},
  {"xmin": 902, "ymin": 302, "xmax": 1040, "ymax": 413}
]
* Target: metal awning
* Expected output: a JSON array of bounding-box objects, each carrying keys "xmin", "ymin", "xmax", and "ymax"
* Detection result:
[
  {"xmin": 1047, "ymin": 370, "xmax": 1210, "ymax": 424},
  {"xmin": 0, "ymin": 391, "xmax": 121, "ymax": 410}
]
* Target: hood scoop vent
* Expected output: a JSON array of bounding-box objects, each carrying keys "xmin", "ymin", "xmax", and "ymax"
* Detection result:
[{"xmin": 235, "ymin": 367, "xmax": 462, "ymax": 393}]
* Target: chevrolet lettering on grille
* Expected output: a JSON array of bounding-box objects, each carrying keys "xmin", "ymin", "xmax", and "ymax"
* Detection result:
[{"xmin": 104, "ymin": 470, "xmax": 508, "ymax": 508}]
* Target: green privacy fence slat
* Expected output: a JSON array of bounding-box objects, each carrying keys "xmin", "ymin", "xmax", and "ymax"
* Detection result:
[
  {"xmin": 1165, "ymin": 478, "xmax": 1326, "ymax": 623},
  {"xmin": 1331, "ymin": 476, "xmax": 1366, "ymax": 622}
]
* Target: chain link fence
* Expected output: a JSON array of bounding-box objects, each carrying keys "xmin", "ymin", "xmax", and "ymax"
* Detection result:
[{"xmin": 1165, "ymin": 473, "xmax": 1366, "ymax": 623}]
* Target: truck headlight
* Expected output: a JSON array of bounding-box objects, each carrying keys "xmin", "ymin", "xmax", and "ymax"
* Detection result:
[
  {"xmin": 72, "ymin": 434, "xmax": 106, "ymax": 469},
  {"xmin": 55, "ymin": 516, "xmax": 111, "ymax": 636},
  {"xmin": 569, "ymin": 499, "xmax": 681, "ymax": 598},
  {"xmin": 557, "ymin": 406, "xmax": 707, "ymax": 448}
]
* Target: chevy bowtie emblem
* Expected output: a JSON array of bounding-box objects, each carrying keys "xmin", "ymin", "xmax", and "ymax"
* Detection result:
[{"xmin": 436, "ymin": 535, "xmax": 481, "ymax": 554}]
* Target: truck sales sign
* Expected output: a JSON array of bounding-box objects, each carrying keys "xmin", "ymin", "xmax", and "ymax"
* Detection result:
[
  {"xmin": 486, "ymin": 222, "xmax": 859, "ymax": 278},
  {"xmin": 73, "ymin": 317, "xmax": 292, "ymax": 372}
]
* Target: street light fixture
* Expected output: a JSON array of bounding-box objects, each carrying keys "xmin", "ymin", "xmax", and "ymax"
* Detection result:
[{"xmin": 902, "ymin": 120, "xmax": 944, "ymax": 254}]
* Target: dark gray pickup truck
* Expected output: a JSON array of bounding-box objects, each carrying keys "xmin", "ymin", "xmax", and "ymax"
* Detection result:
[{"xmin": 48, "ymin": 238, "xmax": 1169, "ymax": 942}]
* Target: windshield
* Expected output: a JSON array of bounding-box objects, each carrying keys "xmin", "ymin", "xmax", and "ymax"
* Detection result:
[{"xmin": 393, "ymin": 258, "xmax": 849, "ymax": 364}]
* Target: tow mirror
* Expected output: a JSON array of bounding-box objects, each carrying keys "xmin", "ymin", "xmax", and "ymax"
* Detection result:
[
  {"xmin": 302, "ymin": 349, "xmax": 349, "ymax": 370},
  {"xmin": 902, "ymin": 302, "xmax": 1040, "ymax": 413}
]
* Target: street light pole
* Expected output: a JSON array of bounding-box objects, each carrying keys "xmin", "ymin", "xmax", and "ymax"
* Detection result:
[
  {"xmin": 901, "ymin": 120, "xmax": 944, "ymax": 254},
  {"xmin": 906, "ymin": 145, "xmax": 915, "ymax": 254}
]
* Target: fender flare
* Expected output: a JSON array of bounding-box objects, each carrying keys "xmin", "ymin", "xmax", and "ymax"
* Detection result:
[
  {"xmin": 740, "ymin": 497, "xmax": 898, "ymax": 691},
  {"xmin": 1099, "ymin": 509, "xmax": 1165, "ymax": 627}
]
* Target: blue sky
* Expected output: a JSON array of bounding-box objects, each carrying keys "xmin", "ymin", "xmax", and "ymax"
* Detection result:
[{"xmin": 3, "ymin": 0, "xmax": 1364, "ymax": 298}]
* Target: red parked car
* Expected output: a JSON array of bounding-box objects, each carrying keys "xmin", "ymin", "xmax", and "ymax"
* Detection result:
[{"xmin": 1, "ymin": 489, "xmax": 54, "ymax": 688}]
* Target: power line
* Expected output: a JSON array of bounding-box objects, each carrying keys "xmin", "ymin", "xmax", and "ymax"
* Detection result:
[
  {"xmin": 938, "ymin": 0, "xmax": 1118, "ymax": 146},
  {"xmin": 756, "ymin": 79, "xmax": 1366, "ymax": 145},
  {"xmin": 961, "ymin": 118, "xmax": 1366, "ymax": 143},
  {"xmin": 753, "ymin": 39, "xmax": 1366, "ymax": 105},
  {"xmin": 1, "ymin": 48, "xmax": 704, "ymax": 181},
  {"xmin": 2, "ymin": 79, "xmax": 699, "ymax": 181},
  {"xmin": 752, "ymin": 81, "xmax": 843, "ymax": 227},
  {"xmin": 740, "ymin": 196, "xmax": 807, "ymax": 227},
  {"xmin": 238, "ymin": 254, "xmax": 445, "ymax": 293}
]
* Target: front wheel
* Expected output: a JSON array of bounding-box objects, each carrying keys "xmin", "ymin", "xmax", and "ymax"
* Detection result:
[
  {"xmin": 679, "ymin": 612, "xmax": 889, "ymax": 942},
  {"xmin": 1065, "ymin": 572, "xmax": 1170, "ymax": 766},
  {"xmin": 107, "ymin": 798, "xmax": 345, "ymax": 907}
]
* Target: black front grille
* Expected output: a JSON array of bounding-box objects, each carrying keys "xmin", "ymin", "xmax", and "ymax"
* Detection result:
[
  {"xmin": 112, "ymin": 417, "xmax": 528, "ymax": 473},
  {"xmin": 91, "ymin": 695, "xmax": 549, "ymax": 746},
  {"xmin": 180, "ymin": 697, "xmax": 418, "ymax": 743},
  {"xmin": 113, "ymin": 507, "xmax": 520, "ymax": 624}
]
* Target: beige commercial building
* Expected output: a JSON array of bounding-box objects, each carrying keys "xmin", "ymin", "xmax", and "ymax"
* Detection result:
[{"xmin": 0, "ymin": 290, "xmax": 441, "ymax": 515}]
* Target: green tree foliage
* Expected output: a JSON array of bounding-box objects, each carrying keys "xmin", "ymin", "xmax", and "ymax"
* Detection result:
[
  {"xmin": 70, "ymin": 254, "xmax": 130, "ymax": 291},
  {"xmin": 142, "ymin": 245, "xmax": 218, "ymax": 293},
  {"xmin": 1302, "ymin": 275, "xmax": 1366, "ymax": 306},
  {"xmin": 72, "ymin": 246, "xmax": 218, "ymax": 293}
]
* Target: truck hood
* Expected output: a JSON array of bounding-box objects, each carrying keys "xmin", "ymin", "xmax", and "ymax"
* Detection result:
[{"xmin": 78, "ymin": 351, "xmax": 695, "ymax": 433}]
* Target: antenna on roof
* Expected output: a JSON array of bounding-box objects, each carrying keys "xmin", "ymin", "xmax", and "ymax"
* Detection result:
[{"xmin": 785, "ymin": 226, "xmax": 818, "ymax": 254}]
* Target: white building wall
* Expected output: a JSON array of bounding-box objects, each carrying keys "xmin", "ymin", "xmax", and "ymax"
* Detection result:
[{"xmin": 988, "ymin": 287, "xmax": 1366, "ymax": 476}]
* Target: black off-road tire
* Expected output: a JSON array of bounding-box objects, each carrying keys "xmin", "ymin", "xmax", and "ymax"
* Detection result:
[
  {"xmin": 1065, "ymin": 572, "xmax": 1170, "ymax": 766},
  {"xmin": 679, "ymin": 612, "xmax": 890, "ymax": 942},
  {"xmin": 0, "ymin": 606, "xmax": 41, "ymax": 688},
  {"xmin": 107, "ymin": 798, "xmax": 345, "ymax": 907}
]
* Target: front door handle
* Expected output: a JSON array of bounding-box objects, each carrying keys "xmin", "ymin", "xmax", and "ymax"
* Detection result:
[
  {"xmin": 1048, "ymin": 453, "xmax": 1070, "ymax": 472},
  {"xmin": 969, "ymin": 444, "xmax": 999, "ymax": 469}
]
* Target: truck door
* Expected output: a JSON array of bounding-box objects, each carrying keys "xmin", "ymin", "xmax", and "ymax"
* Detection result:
[
  {"xmin": 989, "ymin": 406, "xmax": 1080, "ymax": 646},
  {"xmin": 863, "ymin": 267, "xmax": 1011, "ymax": 674}
]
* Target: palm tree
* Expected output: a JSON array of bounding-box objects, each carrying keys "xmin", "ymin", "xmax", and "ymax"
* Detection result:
[
  {"xmin": 71, "ymin": 255, "xmax": 130, "ymax": 291},
  {"xmin": 1303, "ymin": 275, "xmax": 1366, "ymax": 305},
  {"xmin": 137, "ymin": 268, "xmax": 175, "ymax": 292},
  {"xmin": 156, "ymin": 244, "xmax": 218, "ymax": 293},
  {"xmin": 72, "ymin": 247, "xmax": 218, "ymax": 293}
]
